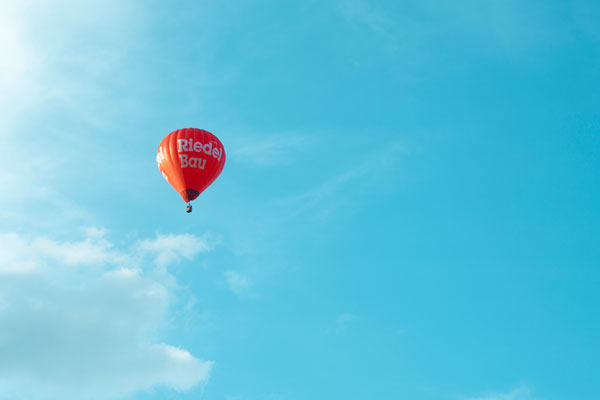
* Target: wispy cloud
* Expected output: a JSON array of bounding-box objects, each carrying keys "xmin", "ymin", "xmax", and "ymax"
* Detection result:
[
  {"xmin": 0, "ymin": 229, "xmax": 123, "ymax": 275},
  {"xmin": 433, "ymin": 1, "xmax": 570, "ymax": 53},
  {"xmin": 229, "ymin": 134, "xmax": 313, "ymax": 167},
  {"xmin": 463, "ymin": 386, "xmax": 535, "ymax": 400},
  {"xmin": 0, "ymin": 228, "xmax": 214, "ymax": 399},
  {"xmin": 0, "ymin": 0, "xmax": 144, "ymax": 121},
  {"xmin": 335, "ymin": 312, "xmax": 359, "ymax": 333},
  {"xmin": 336, "ymin": 0, "xmax": 391, "ymax": 33},
  {"xmin": 0, "ymin": 2, "xmax": 37, "ymax": 106},
  {"xmin": 224, "ymin": 270, "xmax": 253, "ymax": 298},
  {"xmin": 137, "ymin": 233, "xmax": 220, "ymax": 269},
  {"xmin": 280, "ymin": 140, "xmax": 404, "ymax": 220},
  {"xmin": 335, "ymin": 0, "xmax": 574, "ymax": 66},
  {"xmin": 0, "ymin": 0, "xmax": 148, "ymax": 231}
]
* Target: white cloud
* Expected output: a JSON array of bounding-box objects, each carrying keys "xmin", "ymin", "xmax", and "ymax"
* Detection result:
[
  {"xmin": 0, "ymin": 229, "xmax": 126, "ymax": 275},
  {"xmin": 0, "ymin": 8, "xmax": 219, "ymax": 395},
  {"xmin": 137, "ymin": 233, "xmax": 219, "ymax": 269},
  {"xmin": 0, "ymin": 228, "xmax": 214, "ymax": 400}
]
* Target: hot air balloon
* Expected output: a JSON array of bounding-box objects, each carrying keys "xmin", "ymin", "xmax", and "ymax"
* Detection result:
[{"xmin": 157, "ymin": 128, "xmax": 226, "ymax": 213}]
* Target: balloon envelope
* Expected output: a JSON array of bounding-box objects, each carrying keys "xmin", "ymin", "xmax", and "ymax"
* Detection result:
[{"xmin": 157, "ymin": 128, "xmax": 226, "ymax": 202}]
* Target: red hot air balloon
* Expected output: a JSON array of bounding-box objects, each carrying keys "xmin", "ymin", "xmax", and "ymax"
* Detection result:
[{"xmin": 157, "ymin": 128, "xmax": 226, "ymax": 212}]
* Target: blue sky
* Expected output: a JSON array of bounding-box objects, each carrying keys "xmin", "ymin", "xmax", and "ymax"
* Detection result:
[{"xmin": 0, "ymin": 1, "xmax": 599, "ymax": 399}]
